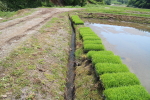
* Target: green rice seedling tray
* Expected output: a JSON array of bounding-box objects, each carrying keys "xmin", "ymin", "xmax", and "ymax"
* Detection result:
[
  {"xmin": 87, "ymin": 51, "xmax": 114, "ymax": 59},
  {"xmin": 92, "ymin": 55, "xmax": 122, "ymax": 64},
  {"xmin": 71, "ymin": 15, "xmax": 84, "ymax": 25},
  {"xmin": 81, "ymin": 33, "xmax": 98, "ymax": 37},
  {"xmin": 95, "ymin": 63, "xmax": 129, "ymax": 75},
  {"xmin": 84, "ymin": 44, "xmax": 105, "ymax": 52},
  {"xmin": 83, "ymin": 40, "xmax": 102, "ymax": 45},
  {"xmin": 100, "ymin": 72, "xmax": 140, "ymax": 89},
  {"xmin": 104, "ymin": 85, "xmax": 150, "ymax": 100},
  {"xmin": 83, "ymin": 36, "xmax": 101, "ymax": 41}
]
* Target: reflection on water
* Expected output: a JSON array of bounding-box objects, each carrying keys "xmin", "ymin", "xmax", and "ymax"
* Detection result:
[{"xmin": 85, "ymin": 21, "xmax": 150, "ymax": 93}]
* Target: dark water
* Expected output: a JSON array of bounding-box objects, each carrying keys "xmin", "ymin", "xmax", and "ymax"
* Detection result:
[{"xmin": 85, "ymin": 20, "xmax": 150, "ymax": 93}]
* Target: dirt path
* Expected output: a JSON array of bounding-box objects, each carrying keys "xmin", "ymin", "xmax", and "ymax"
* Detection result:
[{"xmin": 0, "ymin": 8, "xmax": 78, "ymax": 61}]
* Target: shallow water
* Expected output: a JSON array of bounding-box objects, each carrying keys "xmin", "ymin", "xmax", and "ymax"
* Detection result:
[{"xmin": 85, "ymin": 20, "xmax": 150, "ymax": 93}]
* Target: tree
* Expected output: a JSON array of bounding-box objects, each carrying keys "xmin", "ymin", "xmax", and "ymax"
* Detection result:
[{"xmin": 128, "ymin": 0, "xmax": 150, "ymax": 9}]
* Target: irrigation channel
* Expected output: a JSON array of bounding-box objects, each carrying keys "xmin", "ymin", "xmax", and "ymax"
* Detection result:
[
  {"xmin": 84, "ymin": 19, "xmax": 150, "ymax": 93},
  {"xmin": 65, "ymin": 16, "xmax": 76, "ymax": 100}
]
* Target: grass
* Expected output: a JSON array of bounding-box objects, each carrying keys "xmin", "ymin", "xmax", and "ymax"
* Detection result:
[
  {"xmin": 84, "ymin": 44, "xmax": 105, "ymax": 52},
  {"xmin": 87, "ymin": 51, "xmax": 114, "ymax": 59},
  {"xmin": 0, "ymin": 12, "xmax": 70, "ymax": 99},
  {"xmin": 95, "ymin": 63, "xmax": 129, "ymax": 75},
  {"xmin": 0, "ymin": 8, "xmax": 36, "ymax": 22},
  {"xmin": 104, "ymin": 85, "xmax": 150, "ymax": 100},
  {"xmin": 100, "ymin": 72, "xmax": 140, "ymax": 89},
  {"xmin": 83, "ymin": 4, "xmax": 150, "ymax": 18},
  {"xmin": 92, "ymin": 55, "xmax": 122, "ymax": 64}
]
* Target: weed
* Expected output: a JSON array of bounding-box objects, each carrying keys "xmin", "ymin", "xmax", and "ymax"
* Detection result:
[
  {"xmin": 104, "ymin": 85, "xmax": 150, "ymax": 100},
  {"xmin": 95, "ymin": 63, "xmax": 129, "ymax": 75},
  {"xmin": 11, "ymin": 69, "xmax": 25, "ymax": 77},
  {"xmin": 38, "ymin": 59, "xmax": 45, "ymax": 64},
  {"xmin": 44, "ymin": 73, "xmax": 54, "ymax": 82},
  {"xmin": 27, "ymin": 65, "xmax": 36, "ymax": 70}
]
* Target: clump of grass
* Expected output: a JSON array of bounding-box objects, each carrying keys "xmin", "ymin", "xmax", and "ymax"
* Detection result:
[
  {"xmin": 92, "ymin": 55, "xmax": 122, "ymax": 65},
  {"xmin": 101, "ymin": 72, "xmax": 140, "ymax": 89},
  {"xmin": 75, "ymin": 48, "xmax": 83, "ymax": 60},
  {"xmin": 83, "ymin": 36, "xmax": 101, "ymax": 41},
  {"xmin": 104, "ymin": 85, "xmax": 150, "ymax": 100},
  {"xmin": 71, "ymin": 15, "xmax": 84, "ymax": 25},
  {"xmin": 84, "ymin": 44, "xmax": 105, "ymax": 52},
  {"xmin": 95, "ymin": 63, "xmax": 129, "ymax": 75},
  {"xmin": 87, "ymin": 51, "xmax": 114, "ymax": 59}
]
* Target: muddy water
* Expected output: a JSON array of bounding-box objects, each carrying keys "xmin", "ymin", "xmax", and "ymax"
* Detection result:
[{"xmin": 85, "ymin": 20, "xmax": 150, "ymax": 93}]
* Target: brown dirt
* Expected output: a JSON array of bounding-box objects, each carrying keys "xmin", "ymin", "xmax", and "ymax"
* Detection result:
[{"xmin": 0, "ymin": 8, "xmax": 79, "ymax": 61}]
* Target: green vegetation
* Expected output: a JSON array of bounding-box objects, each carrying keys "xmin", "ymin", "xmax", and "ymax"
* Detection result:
[
  {"xmin": 128, "ymin": 0, "xmax": 150, "ymax": 9},
  {"xmin": 83, "ymin": 40, "xmax": 102, "ymax": 45},
  {"xmin": 0, "ymin": 12, "xmax": 70, "ymax": 99},
  {"xmin": 83, "ymin": 36, "xmax": 100, "ymax": 41},
  {"xmin": 104, "ymin": 85, "xmax": 150, "ymax": 100},
  {"xmin": 71, "ymin": 15, "xmax": 84, "ymax": 25},
  {"xmin": 83, "ymin": 5, "xmax": 150, "ymax": 18},
  {"xmin": 0, "ymin": 0, "xmax": 53, "ymax": 11},
  {"xmin": 0, "ymin": 11, "xmax": 16, "ymax": 18},
  {"xmin": 92, "ymin": 55, "xmax": 122, "ymax": 64},
  {"xmin": 87, "ymin": 51, "xmax": 114, "ymax": 59},
  {"xmin": 84, "ymin": 44, "xmax": 105, "ymax": 52},
  {"xmin": 79, "ymin": 27, "xmax": 95, "ymax": 37},
  {"xmin": 95, "ymin": 63, "xmax": 129, "ymax": 75},
  {"xmin": 101, "ymin": 72, "xmax": 140, "ymax": 89}
]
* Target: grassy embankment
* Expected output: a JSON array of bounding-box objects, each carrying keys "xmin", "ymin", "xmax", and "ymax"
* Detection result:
[
  {"xmin": 0, "ymin": 9, "xmax": 36, "ymax": 22},
  {"xmin": 84, "ymin": 4, "xmax": 150, "ymax": 18},
  {"xmin": 0, "ymin": 12, "xmax": 71, "ymax": 99}
]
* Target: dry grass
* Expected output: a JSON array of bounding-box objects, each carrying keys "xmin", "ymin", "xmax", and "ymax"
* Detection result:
[{"xmin": 0, "ymin": 12, "xmax": 71, "ymax": 99}]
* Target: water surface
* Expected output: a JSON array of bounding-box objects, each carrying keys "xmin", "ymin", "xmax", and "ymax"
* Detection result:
[{"xmin": 85, "ymin": 20, "xmax": 150, "ymax": 93}]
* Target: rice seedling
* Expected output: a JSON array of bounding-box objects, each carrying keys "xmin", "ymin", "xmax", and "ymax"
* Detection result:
[
  {"xmin": 100, "ymin": 72, "xmax": 140, "ymax": 89},
  {"xmin": 84, "ymin": 44, "xmax": 105, "ymax": 52},
  {"xmin": 92, "ymin": 55, "xmax": 122, "ymax": 65},
  {"xmin": 83, "ymin": 40, "xmax": 102, "ymax": 45},
  {"xmin": 81, "ymin": 33, "xmax": 98, "ymax": 37},
  {"xmin": 79, "ymin": 28, "xmax": 95, "ymax": 37},
  {"xmin": 87, "ymin": 51, "xmax": 114, "ymax": 59},
  {"xmin": 83, "ymin": 36, "xmax": 101, "ymax": 41},
  {"xmin": 71, "ymin": 15, "xmax": 84, "ymax": 25},
  {"xmin": 104, "ymin": 85, "xmax": 150, "ymax": 100},
  {"xmin": 95, "ymin": 63, "xmax": 129, "ymax": 75}
]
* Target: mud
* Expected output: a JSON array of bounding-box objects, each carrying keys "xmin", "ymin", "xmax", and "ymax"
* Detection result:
[{"xmin": 0, "ymin": 8, "xmax": 79, "ymax": 61}]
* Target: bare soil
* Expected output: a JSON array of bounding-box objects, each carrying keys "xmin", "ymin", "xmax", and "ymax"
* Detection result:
[{"xmin": 0, "ymin": 8, "xmax": 79, "ymax": 61}]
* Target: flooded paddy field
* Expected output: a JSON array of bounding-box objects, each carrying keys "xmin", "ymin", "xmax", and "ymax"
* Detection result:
[{"xmin": 85, "ymin": 19, "xmax": 150, "ymax": 93}]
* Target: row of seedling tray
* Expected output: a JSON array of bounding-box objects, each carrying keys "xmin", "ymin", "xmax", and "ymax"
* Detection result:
[{"xmin": 79, "ymin": 27, "xmax": 150, "ymax": 100}]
